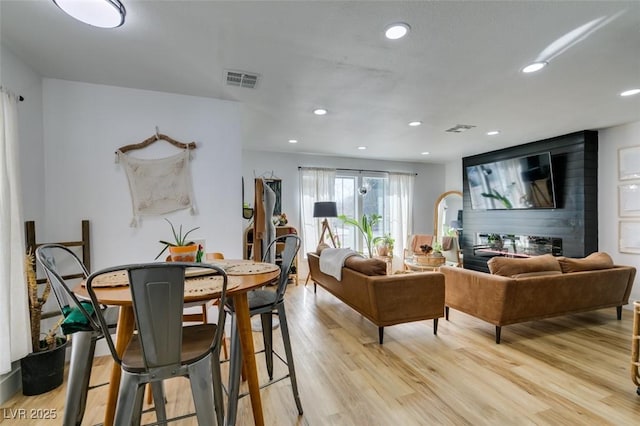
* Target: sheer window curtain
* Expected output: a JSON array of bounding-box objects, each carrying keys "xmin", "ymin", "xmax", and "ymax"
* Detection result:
[
  {"xmin": 299, "ymin": 167, "xmax": 336, "ymax": 257},
  {"xmin": 0, "ymin": 89, "xmax": 30, "ymax": 374},
  {"xmin": 389, "ymin": 173, "xmax": 414, "ymax": 271}
]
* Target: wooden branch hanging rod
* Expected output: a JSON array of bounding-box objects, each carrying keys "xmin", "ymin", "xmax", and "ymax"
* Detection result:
[{"xmin": 116, "ymin": 132, "xmax": 197, "ymax": 154}]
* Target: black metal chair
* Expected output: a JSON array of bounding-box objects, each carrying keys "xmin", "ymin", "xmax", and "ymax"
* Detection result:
[
  {"xmin": 35, "ymin": 244, "xmax": 119, "ymax": 426},
  {"xmin": 225, "ymin": 234, "xmax": 303, "ymax": 425},
  {"xmin": 85, "ymin": 262, "xmax": 228, "ymax": 425}
]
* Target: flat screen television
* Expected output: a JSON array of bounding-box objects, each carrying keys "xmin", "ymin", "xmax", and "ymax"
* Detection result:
[{"xmin": 466, "ymin": 152, "xmax": 556, "ymax": 210}]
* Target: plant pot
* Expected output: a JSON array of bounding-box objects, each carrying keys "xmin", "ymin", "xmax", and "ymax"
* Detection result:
[
  {"xmin": 376, "ymin": 245, "xmax": 390, "ymax": 257},
  {"xmin": 20, "ymin": 337, "xmax": 68, "ymax": 396},
  {"xmin": 169, "ymin": 244, "xmax": 198, "ymax": 262}
]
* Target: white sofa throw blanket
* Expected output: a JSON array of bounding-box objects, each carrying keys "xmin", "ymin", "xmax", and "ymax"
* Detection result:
[
  {"xmin": 118, "ymin": 149, "xmax": 196, "ymax": 226},
  {"xmin": 319, "ymin": 248, "xmax": 361, "ymax": 281}
]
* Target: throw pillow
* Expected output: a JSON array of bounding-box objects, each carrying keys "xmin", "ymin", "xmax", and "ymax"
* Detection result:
[
  {"xmin": 344, "ymin": 256, "xmax": 387, "ymax": 276},
  {"xmin": 557, "ymin": 252, "xmax": 614, "ymax": 273},
  {"xmin": 487, "ymin": 254, "xmax": 561, "ymax": 277}
]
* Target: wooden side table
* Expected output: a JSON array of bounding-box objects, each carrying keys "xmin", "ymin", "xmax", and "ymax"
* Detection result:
[{"xmin": 374, "ymin": 255, "xmax": 393, "ymax": 275}]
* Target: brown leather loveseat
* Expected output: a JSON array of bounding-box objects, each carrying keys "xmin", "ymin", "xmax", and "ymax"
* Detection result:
[
  {"xmin": 441, "ymin": 253, "xmax": 636, "ymax": 343},
  {"xmin": 307, "ymin": 252, "xmax": 445, "ymax": 344}
]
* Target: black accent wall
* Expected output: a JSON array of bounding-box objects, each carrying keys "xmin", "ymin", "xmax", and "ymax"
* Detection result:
[{"xmin": 462, "ymin": 130, "xmax": 598, "ymax": 272}]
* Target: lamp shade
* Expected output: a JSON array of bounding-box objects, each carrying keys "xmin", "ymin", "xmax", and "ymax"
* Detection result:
[{"xmin": 313, "ymin": 201, "xmax": 337, "ymax": 218}]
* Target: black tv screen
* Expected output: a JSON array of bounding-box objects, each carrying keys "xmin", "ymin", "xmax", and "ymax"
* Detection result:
[{"xmin": 466, "ymin": 152, "xmax": 556, "ymax": 210}]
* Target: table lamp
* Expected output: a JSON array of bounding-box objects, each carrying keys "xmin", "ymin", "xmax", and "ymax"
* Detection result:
[{"xmin": 313, "ymin": 201, "xmax": 338, "ymax": 247}]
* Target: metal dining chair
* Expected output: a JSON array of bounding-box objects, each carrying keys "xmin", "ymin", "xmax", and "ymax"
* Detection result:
[
  {"xmin": 85, "ymin": 262, "xmax": 228, "ymax": 425},
  {"xmin": 225, "ymin": 234, "xmax": 303, "ymax": 425},
  {"xmin": 35, "ymin": 244, "xmax": 119, "ymax": 426}
]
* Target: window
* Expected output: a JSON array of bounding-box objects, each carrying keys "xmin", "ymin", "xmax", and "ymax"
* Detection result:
[
  {"xmin": 334, "ymin": 171, "xmax": 389, "ymax": 254},
  {"xmin": 298, "ymin": 167, "xmax": 414, "ymax": 261}
]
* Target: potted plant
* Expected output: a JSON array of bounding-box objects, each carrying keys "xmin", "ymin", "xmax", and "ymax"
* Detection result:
[
  {"xmin": 415, "ymin": 243, "xmax": 445, "ymax": 267},
  {"xmin": 373, "ymin": 233, "xmax": 395, "ymax": 257},
  {"xmin": 338, "ymin": 213, "xmax": 382, "ymax": 257},
  {"xmin": 155, "ymin": 218, "xmax": 200, "ymax": 261},
  {"xmin": 487, "ymin": 233, "xmax": 503, "ymax": 250},
  {"xmin": 20, "ymin": 250, "xmax": 68, "ymax": 396}
]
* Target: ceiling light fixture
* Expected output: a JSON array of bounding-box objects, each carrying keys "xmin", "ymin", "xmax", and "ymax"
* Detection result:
[
  {"xmin": 288, "ymin": 139, "xmax": 298, "ymax": 144},
  {"xmin": 486, "ymin": 130, "xmax": 500, "ymax": 136},
  {"xmin": 384, "ymin": 22, "xmax": 410, "ymax": 40},
  {"xmin": 620, "ymin": 88, "xmax": 640, "ymax": 97},
  {"xmin": 408, "ymin": 121, "xmax": 422, "ymax": 127},
  {"xmin": 421, "ymin": 151, "xmax": 430, "ymax": 155},
  {"xmin": 53, "ymin": 0, "xmax": 126, "ymax": 28},
  {"xmin": 357, "ymin": 146, "xmax": 367, "ymax": 150},
  {"xmin": 313, "ymin": 108, "xmax": 328, "ymax": 116},
  {"xmin": 522, "ymin": 61, "xmax": 548, "ymax": 73}
]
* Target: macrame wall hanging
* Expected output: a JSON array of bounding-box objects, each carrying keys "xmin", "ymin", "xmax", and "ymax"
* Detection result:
[{"xmin": 116, "ymin": 129, "xmax": 198, "ymax": 227}]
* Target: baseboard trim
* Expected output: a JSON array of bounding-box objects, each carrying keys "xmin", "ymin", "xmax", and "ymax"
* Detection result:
[{"xmin": 0, "ymin": 362, "xmax": 22, "ymax": 405}]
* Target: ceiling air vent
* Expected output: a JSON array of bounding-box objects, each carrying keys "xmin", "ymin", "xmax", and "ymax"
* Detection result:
[
  {"xmin": 225, "ymin": 70, "xmax": 259, "ymax": 89},
  {"xmin": 445, "ymin": 124, "xmax": 476, "ymax": 133}
]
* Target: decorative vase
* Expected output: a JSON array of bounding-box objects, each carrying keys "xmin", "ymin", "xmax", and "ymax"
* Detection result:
[{"xmin": 169, "ymin": 244, "xmax": 198, "ymax": 262}]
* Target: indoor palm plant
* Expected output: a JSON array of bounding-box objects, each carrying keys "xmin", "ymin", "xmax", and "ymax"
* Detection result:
[
  {"xmin": 338, "ymin": 213, "xmax": 382, "ymax": 257},
  {"xmin": 155, "ymin": 218, "xmax": 201, "ymax": 261}
]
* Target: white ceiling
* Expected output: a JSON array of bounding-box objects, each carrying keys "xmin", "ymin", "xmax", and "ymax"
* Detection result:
[{"xmin": 1, "ymin": 0, "xmax": 639, "ymax": 163}]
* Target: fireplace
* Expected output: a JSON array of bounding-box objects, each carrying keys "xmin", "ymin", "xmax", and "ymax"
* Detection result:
[{"xmin": 474, "ymin": 233, "xmax": 563, "ymax": 258}]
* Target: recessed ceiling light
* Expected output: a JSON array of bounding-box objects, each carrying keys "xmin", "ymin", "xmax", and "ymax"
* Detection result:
[
  {"xmin": 313, "ymin": 108, "xmax": 328, "ymax": 116},
  {"xmin": 522, "ymin": 62, "xmax": 548, "ymax": 73},
  {"xmin": 53, "ymin": 0, "xmax": 126, "ymax": 28},
  {"xmin": 288, "ymin": 139, "xmax": 298, "ymax": 144},
  {"xmin": 357, "ymin": 146, "xmax": 367, "ymax": 150},
  {"xmin": 408, "ymin": 121, "xmax": 422, "ymax": 127},
  {"xmin": 620, "ymin": 88, "xmax": 640, "ymax": 97},
  {"xmin": 384, "ymin": 22, "xmax": 410, "ymax": 40},
  {"xmin": 421, "ymin": 151, "xmax": 430, "ymax": 155},
  {"xmin": 487, "ymin": 130, "xmax": 500, "ymax": 136}
]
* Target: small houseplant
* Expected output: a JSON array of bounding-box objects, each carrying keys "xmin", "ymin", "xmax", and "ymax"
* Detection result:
[
  {"xmin": 21, "ymin": 250, "xmax": 68, "ymax": 395},
  {"xmin": 155, "ymin": 218, "xmax": 200, "ymax": 261},
  {"xmin": 338, "ymin": 213, "xmax": 382, "ymax": 257},
  {"xmin": 373, "ymin": 233, "xmax": 395, "ymax": 256}
]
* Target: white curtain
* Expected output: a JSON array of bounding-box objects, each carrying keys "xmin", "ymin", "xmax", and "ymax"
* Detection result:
[
  {"xmin": 299, "ymin": 167, "xmax": 336, "ymax": 256},
  {"xmin": 389, "ymin": 172, "xmax": 414, "ymax": 271},
  {"xmin": 0, "ymin": 88, "xmax": 30, "ymax": 374}
]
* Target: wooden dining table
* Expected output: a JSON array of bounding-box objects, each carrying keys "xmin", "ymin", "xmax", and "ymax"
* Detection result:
[{"xmin": 73, "ymin": 260, "xmax": 279, "ymax": 426}]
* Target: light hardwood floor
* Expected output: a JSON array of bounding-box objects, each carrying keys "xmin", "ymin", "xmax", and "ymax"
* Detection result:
[{"xmin": 2, "ymin": 267, "xmax": 640, "ymax": 425}]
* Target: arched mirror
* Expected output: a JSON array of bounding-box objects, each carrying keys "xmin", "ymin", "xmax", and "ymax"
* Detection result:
[{"xmin": 433, "ymin": 190, "xmax": 463, "ymax": 242}]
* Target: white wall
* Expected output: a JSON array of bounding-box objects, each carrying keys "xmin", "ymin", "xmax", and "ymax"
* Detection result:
[
  {"xmin": 242, "ymin": 150, "xmax": 446, "ymax": 235},
  {"xmin": 0, "ymin": 45, "xmax": 45, "ymax": 225},
  {"xmin": 444, "ymin": 159, "xmax": 463, "ymax": 193},
  {"xmin": 599, "ymin": 120, "xmax": 640, "ymax": 304},
  {"xmin": 42, "ymin": 79, "xmax": 243, "ymax": 268}
]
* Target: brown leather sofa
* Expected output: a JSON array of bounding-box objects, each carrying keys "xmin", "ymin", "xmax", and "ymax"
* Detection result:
[
  {"xmin": 441, "ymin": 253, "xmax": 636, "ymax": 343},
  {"xmin": 307, "ymin": 252, "xmax": 445, "ymax": 344}
]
